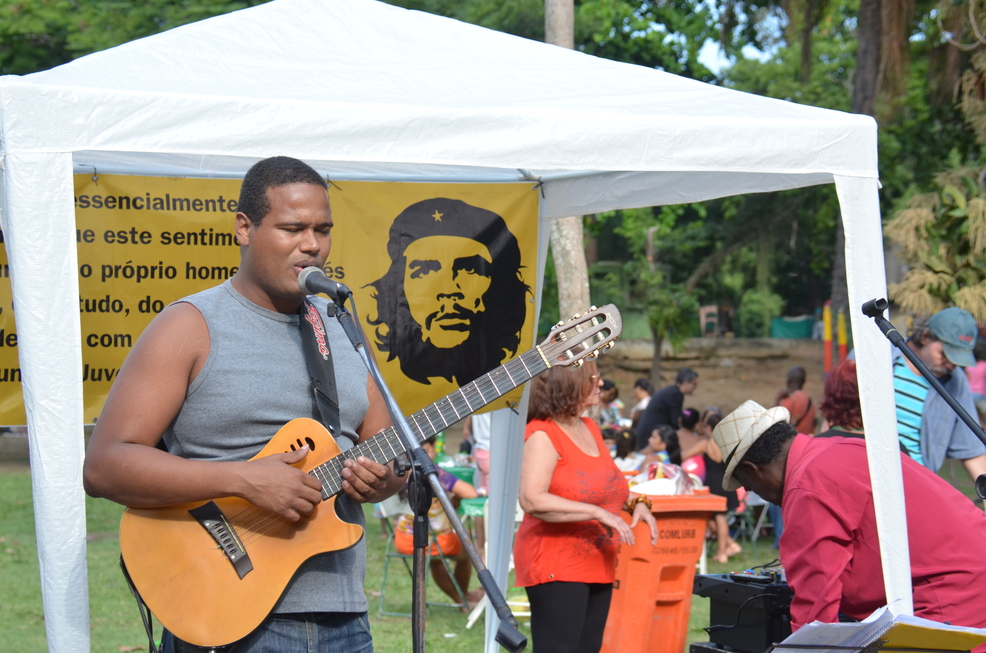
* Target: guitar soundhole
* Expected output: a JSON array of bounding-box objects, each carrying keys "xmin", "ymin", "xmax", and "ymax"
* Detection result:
[{"xmin": 288, "ymin": 438, "xmax": 316, "ymax": 453}]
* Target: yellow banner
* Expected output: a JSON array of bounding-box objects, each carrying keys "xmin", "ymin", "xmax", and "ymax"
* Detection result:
[
  {"xmin": 0, "ymin": 243, "xmax": 18, "ymax": 424},
  {"xmin": 75, "ymin": 175, "xmax": 243, "ymax": 423},
  {"xmin": 0, "ymin": 175, "xmax": 538, "ymax": 425}
]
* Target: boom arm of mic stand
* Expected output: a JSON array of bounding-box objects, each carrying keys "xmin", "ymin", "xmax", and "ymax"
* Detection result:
[
  {"xmin": 330, "ymin": 298, "xmax": 528, "ymax": 653},
  {"xmin": 863, "ymin": 298, "xmax": 986, "ymax": 500}
]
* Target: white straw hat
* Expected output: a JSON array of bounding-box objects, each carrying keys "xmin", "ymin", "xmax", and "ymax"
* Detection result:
[{"xmin": 713, "ymin": 400, "xmax": 790, "ymax": 491}]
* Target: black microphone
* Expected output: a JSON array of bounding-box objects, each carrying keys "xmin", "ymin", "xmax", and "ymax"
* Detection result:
[{"xmin": 298, "ymin": 266, "xmax": 352, "ymax": 304}]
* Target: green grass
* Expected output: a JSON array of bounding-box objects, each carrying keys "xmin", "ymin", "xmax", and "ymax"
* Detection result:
[
  {"xmin": 0, "ymin": 467, "xmax": 155, "ymax": 653},
  {"xmin": 17, "ymin": 461, "xmax": 974, "ymax": 652},
  {"xmin": 1, "ymin": 463, "xmax": 787, "ymax": 652}
]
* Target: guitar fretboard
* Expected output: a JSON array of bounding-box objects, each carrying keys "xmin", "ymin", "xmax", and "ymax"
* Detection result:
[{"xmin": 309, "ymin": 346, "xmax": 550, "ymax": 498}]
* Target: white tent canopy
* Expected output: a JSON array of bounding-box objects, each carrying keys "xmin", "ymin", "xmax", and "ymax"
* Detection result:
[{"xmin": 0, "ymin": 0, "xmax": 904, "ymax": 650}]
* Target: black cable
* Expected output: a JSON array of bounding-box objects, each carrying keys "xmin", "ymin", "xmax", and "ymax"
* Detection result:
[
  {"xmin": 119, "ymin": 556, "xmax": 159, "ymax": 653},
  {"xmin": 704, "ymin": 593, "xmax": 770, "ymax": 634},
  {"xmin": 750, "ymin": 558, "xmax": 782, "ymax": 572}
]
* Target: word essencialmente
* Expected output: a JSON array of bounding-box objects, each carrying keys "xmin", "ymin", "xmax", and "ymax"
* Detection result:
[{"xmin": 75, "ymin": 193, "xmax": 238, "ymax": 213}]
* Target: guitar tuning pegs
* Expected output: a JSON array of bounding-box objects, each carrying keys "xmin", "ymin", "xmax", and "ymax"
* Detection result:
[
  {"xmin": 572, "ymin": 359, "xmax": 584, "ymax": 368},
  {"xmin": 589, "ymin": 305, "xmax": 597, "ymax": 311},
  {"xmin": 554, "ymin": 320, "xmax": 566, "ymax": 329}
]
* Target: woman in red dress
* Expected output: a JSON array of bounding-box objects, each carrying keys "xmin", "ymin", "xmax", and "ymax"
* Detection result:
[{"xmin": 514, "ymin": 364, "xmax": 657, "ymax": 653}]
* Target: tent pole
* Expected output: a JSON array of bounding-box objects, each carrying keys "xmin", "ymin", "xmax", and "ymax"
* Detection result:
[
  {"xmin": 835, "ymin": 174, "xmax": 913, "ymax": 616},
  {"xmin": 1, "ymin": 151, "xmax": 91, "ymax": 651}
]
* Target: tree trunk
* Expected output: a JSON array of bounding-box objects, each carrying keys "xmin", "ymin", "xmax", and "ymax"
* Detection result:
[
  {"xmin": 757, "ymin": 235, "xmax": 772, "ymax": 337},
  {"xmin": 585, "ymin": 215, "xmax": 599, "ymax": 265},
  {"xmin": 545, "ymin": 0, "xmax": 589, "ymax": 321},
  {"xmin": 831, "ymin": 213, "xmax": 849, "ymax": 314},
  {"xmin": 550, "ymin": 216, "xmax": 591, "ymax": 319},
  {"xmin": 936, "ymin": 10, "xmax": 964, "ymax": 106},
  {"xmin": 649, "ymin": 324, "xmax": 664, "ymax": 389},
  {"xmin": 831, "ymin": 0, "xmax": 880, "ymax": 316},
  {"xmin": 852, "ymin": 0, "xmax": 881, "ymax": 117},
  {"xmin": 799, "ymin": 0, "xmax": 822, "ymax": 83},
  {"xmin": 545, "ymin": 0, "xmax": 573, "ymax": 49}
]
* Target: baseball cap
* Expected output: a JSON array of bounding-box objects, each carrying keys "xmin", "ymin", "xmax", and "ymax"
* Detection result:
[{"xmin": 928, "ymin": 307, "xmax": 978, "ymax": 368}]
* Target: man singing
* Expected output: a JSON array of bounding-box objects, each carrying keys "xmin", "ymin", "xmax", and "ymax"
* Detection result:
[{"xmin": 84, "ymin": 156, "xmax": 404, "ymax": 651}]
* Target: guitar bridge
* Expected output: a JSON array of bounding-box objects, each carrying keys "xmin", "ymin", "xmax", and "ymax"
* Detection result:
[{"xmin": 189, "ymin": 501, "xmax": 254, "ymax": 579}]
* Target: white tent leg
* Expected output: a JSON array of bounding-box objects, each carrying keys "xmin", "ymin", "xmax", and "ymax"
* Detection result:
[
  {"xmin": 835, "ymin": 174, "xmax": 913, "ymax": 616},
  {"xmin": 483, "ymin": 209, "xmax": 553, "ymax": 652},
  {"xmin": 484, "ymin": 404, "xmax": 528, "ymax": 653},
  {"xmin": 0, "ymin": 152, "xmax": 90, "ymax": 651}
]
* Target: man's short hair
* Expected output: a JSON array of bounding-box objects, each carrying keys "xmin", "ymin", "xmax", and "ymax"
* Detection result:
[
  {"xmin": 907, "ymin": 318, "xmax": 939, "ymax": 348},
  {"xmin": 367, "ymin": 197, "xmax": 530, "ymax": 385},
  {"xmin": 786, "ymin": 366, "xmax": 807, "ymax": 389},
  {"xmin": 634, "ymin": 378, "xmax": 654, "ymax": 394},
  {"xmin": 676, "ymin": 368, "xmax": 698, "ymax": 385},
  {"xmin": 742, "ymin": 421, "xmax": 797, "ymax": 467},
  {"xmin": 238, "ymin": 157, "xmax": 327, "ymax": 226}
]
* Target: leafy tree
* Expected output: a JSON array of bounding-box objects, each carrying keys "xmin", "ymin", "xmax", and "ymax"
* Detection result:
[
  {"xmin": 0, "ymin": 0, "xmax": 76, "ymax": 74},
  {"xmin": 384, "ymin": 0, "xmax": 544, "ymax": 40},
  {"xmin": 880, "ymin": 5, "xmax": 986, "ymax": 323},
  {"xmin": 594, "ymin": 206, "xmax": 698, "ymax": 384},
  {"xmin": 575, "ymin": 0, "xmax": 719, "ymax": 80},
  {"xmin": 0, "ymin": 0, "xmax": 270, "ymax": 75},
  {"xmin": 389, "ymin": 0, "xmax": 723, "ymax": 79},
  {"xmin": 884, "ymin": 165, "xmax": 986, "ymax": 321},
  {"xmin": 737, "ymin": 288, "xmax": 785, "ymax": 337}
]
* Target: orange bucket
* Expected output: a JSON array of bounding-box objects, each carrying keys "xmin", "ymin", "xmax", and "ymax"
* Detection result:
[{"xmin": 601, "ymin": 488, "xmax": 726, "ymax": 653}]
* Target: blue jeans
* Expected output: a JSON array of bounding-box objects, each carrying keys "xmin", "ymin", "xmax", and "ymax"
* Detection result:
[
  {"xmin": 768, "ymin": 502, "xmax": 784, "ymax": 548},
  {"xmin": 161, "ymin": 612, "xmax": 372, "ymax": 653}
]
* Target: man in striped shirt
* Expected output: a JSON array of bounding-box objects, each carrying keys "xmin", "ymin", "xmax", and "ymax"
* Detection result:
[{"xmin": 893, "ymin": 307, "xmax": 986, "ymax": 481}]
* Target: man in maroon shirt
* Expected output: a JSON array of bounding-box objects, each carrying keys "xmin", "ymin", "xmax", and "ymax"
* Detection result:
[{"xmin": 712, "ymin": 400, "xmax": 986, "ymax": 631}]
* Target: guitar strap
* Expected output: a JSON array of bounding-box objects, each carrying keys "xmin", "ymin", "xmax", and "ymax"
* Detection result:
[{"xmin": 299, "ymin": 297, "xmax": 341, "ymax": 438}]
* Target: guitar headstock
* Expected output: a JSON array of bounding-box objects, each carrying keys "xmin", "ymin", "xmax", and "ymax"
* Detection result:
[{"xmin": 538, "ymin": 305, "xmax": 622, "ymax": 368}]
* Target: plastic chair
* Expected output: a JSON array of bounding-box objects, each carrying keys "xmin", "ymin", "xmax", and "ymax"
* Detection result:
[
  {"xmin": 377, "ymin": 502, "xmax": 468, "ymax": 618},
  {"xmin": 729, "ymin": 489, "xmax": 772, "ymax": 557}
]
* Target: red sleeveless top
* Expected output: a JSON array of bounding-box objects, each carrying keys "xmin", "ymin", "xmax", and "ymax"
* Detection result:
[{"xmin": 513, "ymin": 418, "xmax": 629, "ymax": 587}]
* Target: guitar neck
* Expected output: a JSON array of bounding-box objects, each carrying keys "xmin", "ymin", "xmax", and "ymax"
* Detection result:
[{"xmin": 310, "ymin": 346, "xmax": 549, "ymax": 498}]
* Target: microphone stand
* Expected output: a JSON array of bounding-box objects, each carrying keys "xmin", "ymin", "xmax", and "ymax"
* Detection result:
[
  {"xmin": 861, "ymin": 298, "xmax": 986, "ymax": 499},
  {"xmin": 325, "ymin": 292, "xmax": 527, "ymax": 653}
]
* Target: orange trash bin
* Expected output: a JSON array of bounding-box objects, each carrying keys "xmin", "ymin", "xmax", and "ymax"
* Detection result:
[{"xmin": 601, "ymin": 488, "xmax": 726, "ymax": 653}]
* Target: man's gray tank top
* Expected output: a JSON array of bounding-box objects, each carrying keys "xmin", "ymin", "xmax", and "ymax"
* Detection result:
[{"xmin": 163, "ymin": 279, "xmax": 370, "ymax": 614}]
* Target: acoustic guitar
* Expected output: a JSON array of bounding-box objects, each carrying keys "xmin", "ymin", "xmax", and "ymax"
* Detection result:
[{"xmin": 118, "ymin": 304, "xmax": 622, "ymax": 647}]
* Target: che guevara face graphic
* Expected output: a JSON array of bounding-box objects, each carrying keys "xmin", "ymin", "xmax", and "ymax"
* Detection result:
[{"xmin": 367, "ymin": 198, "xmax": 529, "ymax": 386}]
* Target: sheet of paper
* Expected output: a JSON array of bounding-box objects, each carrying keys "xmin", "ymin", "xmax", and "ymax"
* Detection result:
[{"xmin": 769, "ymin": 607, "xmax": 986, "ymax": 652}]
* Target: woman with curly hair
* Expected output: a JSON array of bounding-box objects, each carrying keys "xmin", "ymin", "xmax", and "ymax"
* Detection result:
[
  {"xmin": 515, "ymin": 364, "xmax": 658, "ymax": 653},
  {"xmin": 818, "ymin": 360, "xmax": 864, "ymax": 436}
]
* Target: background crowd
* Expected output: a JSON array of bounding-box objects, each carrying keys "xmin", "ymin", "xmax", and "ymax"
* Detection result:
[{"xmin": 471, "ymin": 303, "xmax": 986, "ymax": 652}]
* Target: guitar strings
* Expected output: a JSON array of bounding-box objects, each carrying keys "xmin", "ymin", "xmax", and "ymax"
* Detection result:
[
  {"xmin": 214, "ymin": 377, "xmax": 498, "ymax": 544},
  {"xmin": 207, "ymin": 335, "xmax": 575, "ymax": 547}
]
